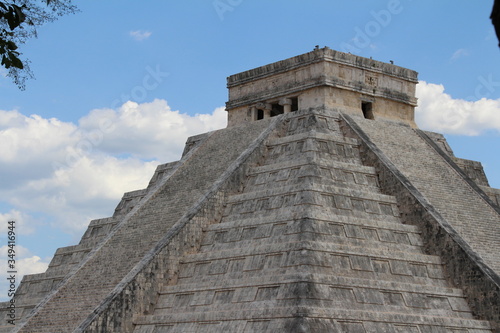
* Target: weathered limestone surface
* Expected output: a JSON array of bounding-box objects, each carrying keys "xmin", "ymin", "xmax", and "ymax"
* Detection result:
[
  {"xmin": 422, "ymin": 130, "xmax": 499, "ymax": 208},
  {"xmin": 0, "ymin": 157, "xmax": 188, "ymax": 333},
  {"xmin": 481, "ymin": 186, "xmax": 500, "ymax": 207},
  {"xmin": 0, "ymin": 215, "xmax": 121, "ymax": 333},
  {"xmin": 350, "ymin": 115, "xmax": 500, "ymax": 275},
  {"xmin": 0, "ymin": 158, "xmax": 189, "ymax": 333},
  {"xmin": 12, "ymin": 119, "xmax": 277, "ymax": 332},
  {"xmin": 343, "ymin": 113, "xmax": 500, "ymax": 331},
  {"xmin": 130, "ymin": 109, "xmax": 493, "ymax": 332}
]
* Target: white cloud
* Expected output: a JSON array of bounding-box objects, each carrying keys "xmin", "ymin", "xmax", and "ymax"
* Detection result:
[
  {"xmin": 450, "ymin": 48, "xmax": 469, "ymax": 61},
  {"xmin": 13, "ymin": 155, "xmax": 160, "ymax": 233},
  {"xmin": 415, "ymin": 81, "xmax": 500, "ymax": 135},
  {"xmin": 0, "ymin": 210, "xmax": 36, "ymax": 235},
  {"xmin": 129, "ymin": 30, "xmax": 152, "ymax": 41}
]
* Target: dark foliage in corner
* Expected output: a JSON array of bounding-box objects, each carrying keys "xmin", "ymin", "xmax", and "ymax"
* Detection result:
[
  {"xmin": 492, "ymin": 0, "xmax": 500, "ymax": 48},
  {"xmin": 0, "ymin": 0, "xmax": 77, "ymax": 89}
]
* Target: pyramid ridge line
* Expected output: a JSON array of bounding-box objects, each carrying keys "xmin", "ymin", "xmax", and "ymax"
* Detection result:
[
  {"xmin": 341, "ymin": 112, "xmax": 500, "ymax": 330},
  {"xmin": 343, "ymin": 112, "xmax": 500, "ymax": 284},
  {"xmin": 417, "ymin": 128, "xmax": 500, "ymax": 219}
]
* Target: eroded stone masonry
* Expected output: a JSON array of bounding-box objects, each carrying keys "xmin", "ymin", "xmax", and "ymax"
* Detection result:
[{"xmin": 2, "ymin": 47, "xmax": 499, "ymax": 332}]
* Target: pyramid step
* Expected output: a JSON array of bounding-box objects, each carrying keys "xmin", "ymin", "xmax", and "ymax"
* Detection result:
[
  {"xmin": 284, "ymin": 110, "xmax": 343, "ymax": 135},
  {"xmin": 252, "ymin": 156, "xmax": 376, "ymax": 174},
  {"xmin": 227, "ymin": 183, "xmax": 394, "ymax": 206},
  {"xmin": 162, "ymin": 273, "xmax": 464, "ymax": 299},
  {"xmin": 151, "ymin": 296, "xmax": 475, "ymax": 321},
  {"xmin": 183, "ymin": 239, "xmax": 436, "ymax": 265},
  {"xmin": 214, "ymin": 208, "xmax": 415, "ymax": 234},
  {"xmin": 266, "ymin": 131, "xmax": 362, "ymax": 164},
  {"xmin": 267, "ymin": 150, "xmax": 364, "ymax": 166},
  {"xmin": 133, "ymin": 322, "xmax": 492, "ymax": 333},
  {"xmin": 133, "ymin": 307, "xmax": 491, "ymax": 332},
  {"xmin": 14, "ymin": 271, "xmax": 66, "ymax": 303},
  {"xmin": 200, "ymin": 230, "xmax": 425, "ymax": 256},
  {"xmin": 113, "ymin": 188, "xmax": 148, "ymax": 217},
  {"xmin": 47, "ymin": 243, "xmax": 95, "ymax": 269},
  {"xmin": 133, "ymin": 318, "xmax": 492, "ymax": 333},
  {"xmin": 156, "ymin": 274, "xmax": 472, "ymax": 320},
  {"xmin": 249, "ymin": 156, "xmax": 378, "ymax": 186},
  {"xmin": 146, "ymin": 161, "xmax": 179, "ymax": 189},
  {"xmin": 267, "ymin": 131, "xmax": 357, "ymax": 147},
  {"xmin": 78, "ymin": 216, "xmax": 118, "ymax": 246},
  {"xmin": 176, "ymin": 241, "xmax": 446, "ymax": 286},
  {"xmin": 171, "ymin": 267, "xmax": 454, "ymax": 298},
  {"xmin": 176, "ymin": 261, "xmax": 451, "ymax": 291},
  {"xmin": 0, "ymin": 302, "xmax": 36, "ymax": 328},
  {"xmin": 223, "ymin": 184, "xmax": 400, "ymax": 220},
  {"xmin": 181, "ymin": 240, "xmax": 441, "ymax": 271},
  {"xmin": 246, "ymin": 159, "xmax": 381, "ymax": 193},
  {"xmin": 0, "ymin": 326, "xmax": 16, "ymax": 333},
  {"xmin": 11, "ymin": 266, "xmax": 73, "ymax": 325},
  {"xmin": 205, "ymin": 213, "xmax": 422, "ymax": 248}
]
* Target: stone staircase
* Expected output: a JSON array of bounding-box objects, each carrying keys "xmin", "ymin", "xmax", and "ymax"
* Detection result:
[
  {"xmin": 0, "ymin": 160, "xmax": 181, "ymax": 333},
  {"xmin": 10, "ymin": 119, "xmax": 274, "ymax": 332},
  {"xmin": 132, "ymin": 110, "xmax": 492, "ymax": 332}
]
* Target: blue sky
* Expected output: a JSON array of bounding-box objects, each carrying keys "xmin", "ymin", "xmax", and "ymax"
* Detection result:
[{"xmin": 0, "ymin": 0, "xmax": 499, "ymax": 299}]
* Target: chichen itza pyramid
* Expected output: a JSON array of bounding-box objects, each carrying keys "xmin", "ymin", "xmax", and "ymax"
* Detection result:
[{"xmin": 1, "ymin": 47, "xmax": 499, "ymax": 332}]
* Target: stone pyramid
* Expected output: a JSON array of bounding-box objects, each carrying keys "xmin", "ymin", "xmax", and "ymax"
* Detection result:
[{"xmin": 1, "ymin": 48, "xmax": 499, "ymax": 332}]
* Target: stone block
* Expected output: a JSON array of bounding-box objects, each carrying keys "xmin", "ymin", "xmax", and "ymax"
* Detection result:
[
  {"xmin": 353, "ymin": 288, "xmax": 384, "ymax": 305},
  {"xmin": 350, "ymin": 256, "xmax": 374, "ymax": 272}
]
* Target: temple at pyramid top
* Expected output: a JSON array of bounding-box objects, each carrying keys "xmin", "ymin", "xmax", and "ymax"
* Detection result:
[{"xmin": 226, "ymin": 47, "xmax": 418, "ymax": 127}]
